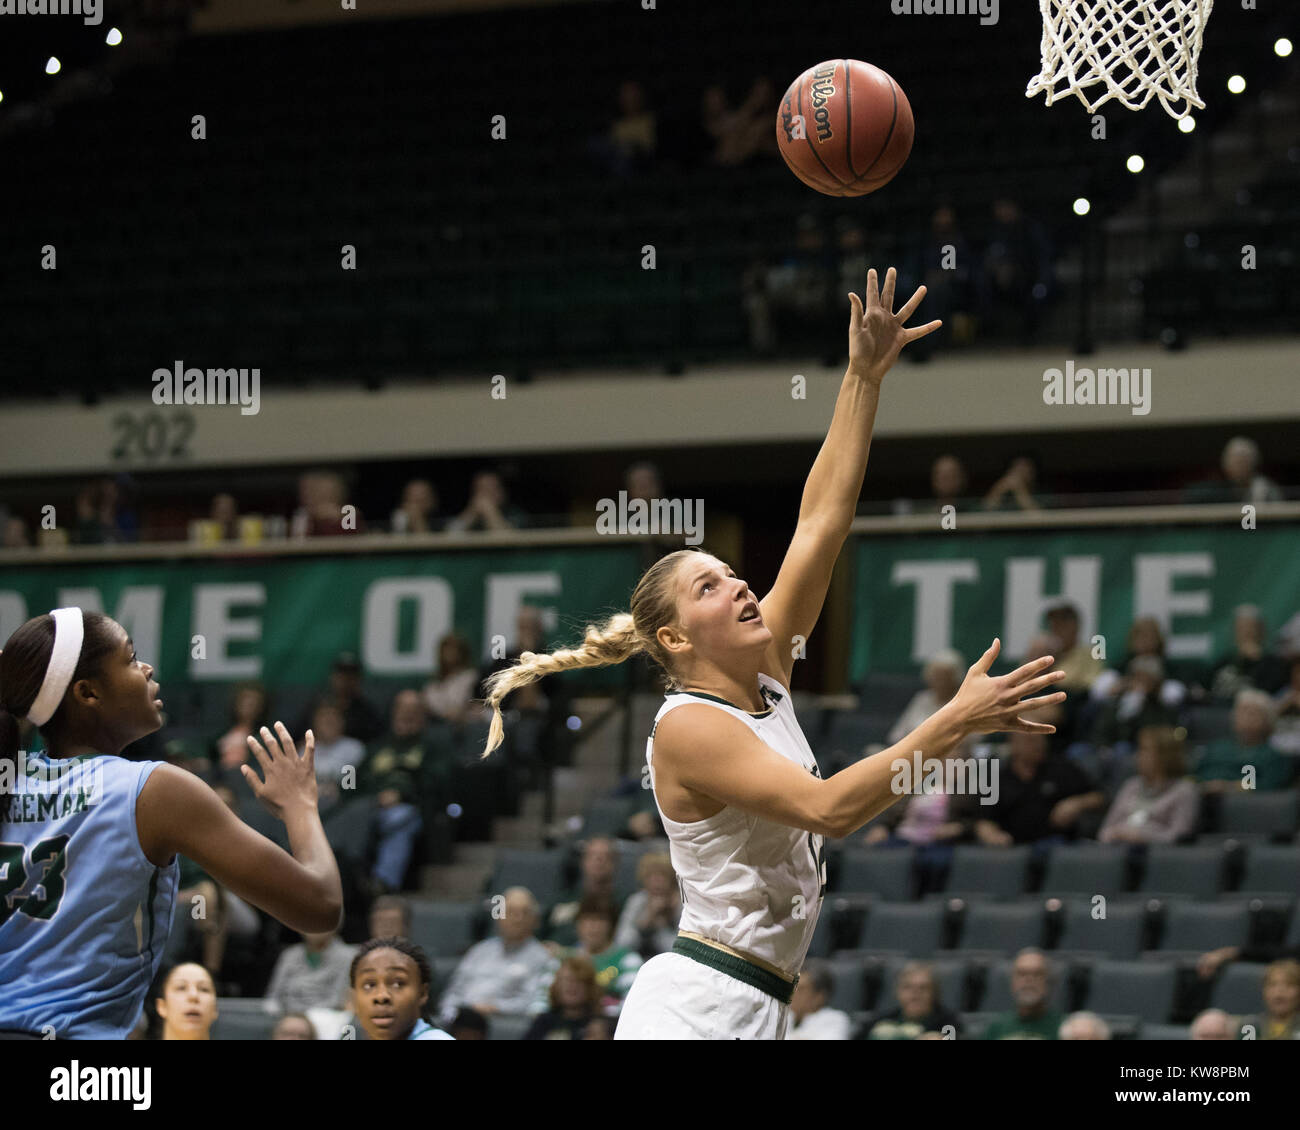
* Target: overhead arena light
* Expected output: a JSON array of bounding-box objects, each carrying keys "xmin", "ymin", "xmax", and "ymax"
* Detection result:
[
  {"xmin": 1073, "ymin": 197, "xmax": 1091, "ymax": 216},
  {"xmin": 46, "ymin": 57, "xmax": 61, "ymax": 75},
  {"xmin": 1127, "ymin": 154, "xmax": 1145, "ymax": 173},
  {"xmin": 107, "ymin": 28, "xmax": 123, "ymax": 47},
  {"xmin": 1178, "ymin": 116, "xmax": 1196, "ymax": 134},
  {"xmin": 1275, "ymin": 38, "xmax": 1293, "ymax": 58},
  {"xmin": 1227, "ymin": 75, "xmax": 1246, "ymax": 94}
]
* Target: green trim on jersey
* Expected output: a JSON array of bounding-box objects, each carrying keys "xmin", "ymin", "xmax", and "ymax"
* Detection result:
[
  {"xmin": 671, "ymin": 935, "xmax": 796, "ymax": 1004},
  {"xmin": 672, "ymin": 690, "xmax": 774, "ymax": 719}
]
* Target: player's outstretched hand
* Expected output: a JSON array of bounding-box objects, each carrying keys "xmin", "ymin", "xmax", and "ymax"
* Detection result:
[
  {"xmin": 950, "ymin": 638, "xmax": 1068, "ymax": 735},
  {"xmin": 243, "ymin": 721, "xmax": 320, "ymax": 821},
  {"xmin": 847, "ymin": 266, "xmax": 942, "ymax": 384}
]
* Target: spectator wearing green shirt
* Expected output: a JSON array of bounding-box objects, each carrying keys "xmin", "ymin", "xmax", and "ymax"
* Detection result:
[
  {"xmin": 982, "ymin": 949, "xmax": 1063, "ymax": 1040},
  {"xmin": 1195, "ymin": 688, "xmax": 1296, "ymax": 794},
  {"xmin": 569, "ymin": 897, "xmax": 642, "ymax": 1005}
]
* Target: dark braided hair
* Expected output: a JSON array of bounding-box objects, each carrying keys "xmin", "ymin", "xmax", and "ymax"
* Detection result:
[
  {"xmin": 350, "ymin": 935, "xmax": 435, "ymax": 1022},
  {"xmin": 0, "ymin": 611, "xmax": 119, "ymax": 824}
]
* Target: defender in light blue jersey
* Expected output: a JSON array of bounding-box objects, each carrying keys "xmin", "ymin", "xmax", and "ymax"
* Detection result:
[{"xmin": 0, "ymin": 608, "xmax": 345, "ymax": 1039}]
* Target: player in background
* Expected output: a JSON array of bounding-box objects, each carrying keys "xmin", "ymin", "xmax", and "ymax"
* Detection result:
[
  {"xmin": 0, "ymin": 608, "xmax": 342, "ymax": 1039},
  {"xmin": 481, "ymin": 268, "xmax": 1068, "ymax": 1038},
  {"xmin": 349, "ymin": 936, "xmax": 455, "ymax": 1040}
]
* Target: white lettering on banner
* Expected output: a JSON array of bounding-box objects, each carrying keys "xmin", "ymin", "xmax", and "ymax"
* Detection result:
[
  {"xmin": 1002, "ymin": 557, "xmax": 1101, "ymax": 655},
  {"xmin": 56, "ymin": 587, "xmax": 164, "ymax": 671},
  {"xmin": 361, "ymin": 578, "xmax": 453, "ymax": 675},
  {"xmin": 890, "ymin": 560, "xmax": 979, "ymax": 662},
  {"xmin": 484, "ymin": 573, "xmax": 561, "ymax": 664},
  {"xmin": 1133, "ymin": 553, "xmax": 1215, "ymax": 659},
  {"xmin": 190, "ymin": 584, "xmax": 265, "ymax": 678}
]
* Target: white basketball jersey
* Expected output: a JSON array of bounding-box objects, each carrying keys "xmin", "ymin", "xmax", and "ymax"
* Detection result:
[{"xmin": 646, "ymin": 672, "xmax": 826, "ymax": 977}]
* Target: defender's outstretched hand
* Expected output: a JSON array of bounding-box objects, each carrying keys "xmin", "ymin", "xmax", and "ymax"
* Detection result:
[{"xmin": 847, "ymin": 266, "xmax": 942, "ymax": 384}]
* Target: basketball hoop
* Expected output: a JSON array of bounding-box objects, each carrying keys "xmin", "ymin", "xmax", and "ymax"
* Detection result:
[{"xmin": 1027, "ymin": 0, "xmax": 1214, "ymax": 119}]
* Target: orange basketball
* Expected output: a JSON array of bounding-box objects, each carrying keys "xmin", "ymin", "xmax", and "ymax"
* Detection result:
[{"xmin": 775, "ymin": 59, "xmax": 914, "ymax": 197}]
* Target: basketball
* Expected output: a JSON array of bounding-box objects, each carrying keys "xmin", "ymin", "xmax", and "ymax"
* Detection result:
[{"xmin": 775, "ymin": 58, "xmax": 914, "ymax": 197}]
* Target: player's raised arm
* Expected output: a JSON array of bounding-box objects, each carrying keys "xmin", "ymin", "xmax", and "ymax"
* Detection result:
[
  {"xmin": 136, "ymin": 722, "xmax": 343, "ymax": 934},
  {"xmin": 659, "ymin": 640, "xmax": 1065, "ymax": 839},
  {"xmin": 760, "ymin": 267, "xmax": 941, "ymax": 686}
]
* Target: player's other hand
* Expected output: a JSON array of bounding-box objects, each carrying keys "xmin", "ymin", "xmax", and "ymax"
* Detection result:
[
  {"xmin": 949, "ymin": 638, "xmax": 1067, "ymax": 736},
  {"xmin": 846, "ymin": 266, "xmax": 942, "ymax": 384},
  {"xmin": 243, "ymin": 721, "xmax": 320, "ymax": 820}
]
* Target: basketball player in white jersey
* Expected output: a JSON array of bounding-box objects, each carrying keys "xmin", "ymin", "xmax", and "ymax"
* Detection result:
[{"xmin": 481, "ymin": 268, "xmax": 1068, "ymax": 1038}]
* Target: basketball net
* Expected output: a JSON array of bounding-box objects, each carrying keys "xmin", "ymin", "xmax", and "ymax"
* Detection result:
[{"xmin": 1027, "ymin": 0, "xmax": 1214, "ymax": 119}]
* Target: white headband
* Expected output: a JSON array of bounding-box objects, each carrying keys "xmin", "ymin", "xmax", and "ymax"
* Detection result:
[{"xmin": 26, "ymin": 608, "xmax": 85, "ymax": 727}]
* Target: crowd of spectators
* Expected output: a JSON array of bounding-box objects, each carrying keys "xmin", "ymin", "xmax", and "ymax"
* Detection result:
[{"xmin": 0, "ymin": 433, "xmax": 1291, "ymax": 551}]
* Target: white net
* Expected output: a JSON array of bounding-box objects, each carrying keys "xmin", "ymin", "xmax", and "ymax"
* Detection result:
[{"xmin": 1027, "ymin": 0, "xmax": 1214, "ymax": 119}]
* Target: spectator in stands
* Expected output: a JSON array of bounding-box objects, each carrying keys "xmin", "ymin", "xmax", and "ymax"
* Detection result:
[
  {"xmin": 298, "ymin": 651, "xmax": 386, "ymax": 744},
  {"xmin": 1090, "ymin": 617, "xmax": 1192, "ymax": 715},
  {"xmin": 931, "ymin": 454, "xmax": 969, "ymax": 512},
  {"xmin": 982, "ymin": 949, "xmax": 1063, "ymax": 1040},
  {"xmin": 979, "ymin": 197, "xmax": 1053, "ymax": 344},
  {"xmin": 569, "ymin": 897, "xmax": 642, "ymax": 1004},
  {"xmin": 350, "ymin": 937, "xmax": 453, "ymax": 1040},
  {"xmin": 448, "ymin": 1006, "xmax": 489, "ymax": 1040},
  {"xmin": 271, "ymin": 1013, "xmax": 317, "ymax": 1040},
  {"xmin": 834, "ymin": 219, "xmax": 872, "ymax": 323},
  {"xmin": 757, "ymin": 213, "xmax": 837, "ymax": 360},
  {"xmin": 547, "ymin": 837, "xmax": 622, "ymax": 948},
  {"xmin": 423, "ymin": 633, "xmax": 485, "ymax": 725},
  {"xmin": 1242, "ymin": 959, "xmax": 1300, "ymax": 1040},
  {"xmin": 587, "ymin": 79, "xmax": 656, "ymax": 178},
  {"xmin": 1098, "ymin": 726, "xmax": 1198, "ymax": 844},
  {"xmin": 623, "ymin": 459, "xmax": 682, "ymax": 565},
  {"xmin": 1271, "ymin": 657, "xmax": 1300, "ymax": 755},
  {"xmin": 309, "ymin": 701, "xmax": 366, "ymax": 809},
  {"xmin": 291, "ymin": 470, "xmax": 365, "ymax": 537},
  {"xmin": 982, "ymin": 453, "xmax": 1043, "ymax": 512},
  {"xmin": 359, "ymin": 689, "xmax": 440, "ymax": 893},
  {"xmin": 1207, "ymin": 604, "xmax": 1289, "ymax": 701},
  {"xmin": 264, "ymin": 929, "xmax": 356, "ymax": 1015},
  {"xmin": 1090, "ymin": 656, "xmax": 1181, "ymax": 749},
  {"xmin": 390, "ymin": 477, "xmax": 446, "ymax": 534},
  {"xmin": 523, "ymin": 956, "xmax": 605, "ymax": 1040},
  {"xmin": 155, "ymin": 962, "xmax": 219, "ymax": 1041},
  {"xmin": 1040, "ymin": 604, "xmax": 1105, "ymax": 741},
  {"xmin": 614, "ymin": 852, "xmax": 681, "ymax": 958},
  {"xmin": 438, "ymin": 887, "xmax": 558, "ymax": 1018},
  {"xmin": 787, "ymin": 960, "xmax": 851, "ymax": 1040},
  {"xmin": 885, "ymin": 650, "xmax": 972, "ymax": 751},
  {"xmin": 480, "ymin": 605, "xmax": 571, "ymax": 784},
  {"xmin": 213, "ymin": 681, "xmax": 270, "ymax": 775},
  {"xmin": 1185, "ymin": 436, "xmax": 1285, "ymax": 505},
  {"xmin": 974, "ymin": 730, "xmax": 1104, "ymax": 851},
  {"xmin": 1059, "ymin": 1011, "xmax": 1111, "ymax": 1040},
  {"xmin": 210, "ymin": 492, "xmax": 240, "ymax": 541},
  {"xmin": 584, "ymin": 1016, "xmax": 615, "ymax": 1039},
  {"xmin": 702, "ymin": 77, "xmax": 776, "ymax": 168},
  {"xmin": 445, "ymin": 469, "xmax": 528, "ymax": 533},
  {"xmin": 368, "ymin": 895, "xmax": 411, "ymax": 942},
  {"xmin": 74, "ymin": 476, "xmax": 132, "ymax": 544},
  {"xmin": 1189, "ymin": 1008, "xmax": 1235, "ymax": 1039},
  {"xmin": 166, "ymin": 783, "xmax": 262, "ymax": 985},
  {"xmin": 861, "ymin": 962, "xmax": 960, "ymax": 1040},
  {"xmin": 1195, "ymin": 688, "xmax": 1295, "ymax": 793},
  {"xmin": 4, "ymin": 515, "xmax": 31, "ymax": 548},
  {"xmin": 902, "ymin": 205, "xmax": 975, "ymax": 360}
]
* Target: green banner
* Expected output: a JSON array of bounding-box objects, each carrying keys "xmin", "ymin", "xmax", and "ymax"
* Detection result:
[
  {"xmin": 850, "ymin": 525, "xmax": 1300, "ymax": 677},
  {"xmin": 0, "ymin": 546, "xmax": 645, "ymax": 686}
]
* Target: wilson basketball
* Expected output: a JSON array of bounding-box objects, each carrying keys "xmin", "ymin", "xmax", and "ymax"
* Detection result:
[{"xmin": 776, "ymin": 59, "xmax": 914, "ymax": 197}]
